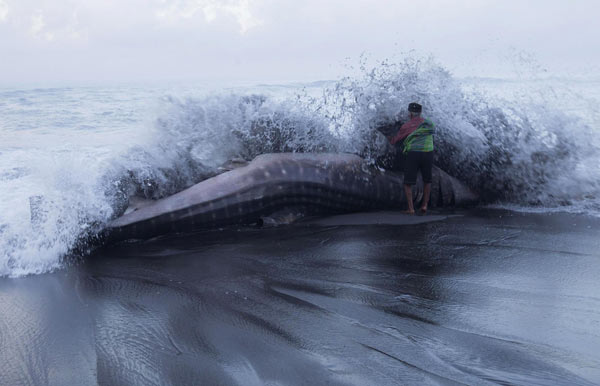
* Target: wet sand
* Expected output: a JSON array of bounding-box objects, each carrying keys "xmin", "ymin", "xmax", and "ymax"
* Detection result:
[{"xmin": 1, "ymin": 209, "xmax": 599, "ymax": 385}]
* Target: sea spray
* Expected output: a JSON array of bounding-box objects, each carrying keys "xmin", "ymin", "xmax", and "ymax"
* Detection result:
[
  {"xmin": 0, "ymin": 59, "xmax": 598, "ymax": 277},
  {"xmin": 153, "ymin": 94, "xmax": 337, "ymax": 165},
  {"xmin": 317, "ymin": 57, "xmax": 599, "ymax": 206},
  {"xmin": 0, "ymin": 90, "xmax": 337, "ymax": 276}
]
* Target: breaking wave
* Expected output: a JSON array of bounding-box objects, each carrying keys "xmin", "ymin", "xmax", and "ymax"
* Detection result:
[{"xmin": 0, "ymin": 57, "xmax": 598, "ymax": 276}]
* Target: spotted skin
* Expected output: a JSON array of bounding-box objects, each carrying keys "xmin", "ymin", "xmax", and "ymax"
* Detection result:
[{"xmin": 106, "ymin": 153, "xmax": 477, "ymax": 243}]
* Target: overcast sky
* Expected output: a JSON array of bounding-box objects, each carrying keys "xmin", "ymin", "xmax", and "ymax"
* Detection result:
[{"xmin": 0, "ymin": 0, "xmax": 598, "ymax": 85}]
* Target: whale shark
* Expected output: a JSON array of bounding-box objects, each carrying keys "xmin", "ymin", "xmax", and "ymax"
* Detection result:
[{"xmin": 105, "ymin": 153, "xmax": 478, "ymax": 243}]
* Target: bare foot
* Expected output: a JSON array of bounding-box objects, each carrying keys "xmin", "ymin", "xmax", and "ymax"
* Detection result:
[
  {"xmin": 403, "ymin": 210, "xmax": 415, "ymax": 215},
  {"xmin": 420, "ymin": 207, "xmax": 427, "ymax": 215}
]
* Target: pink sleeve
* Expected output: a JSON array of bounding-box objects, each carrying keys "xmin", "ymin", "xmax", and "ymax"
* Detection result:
[
  {"xmin": 390, "ymin": 126, "xmax": 409, "ymax": 145},
  {"xmin": 389, "ymin": 117, "xmax": 424, "ymax": 145}
]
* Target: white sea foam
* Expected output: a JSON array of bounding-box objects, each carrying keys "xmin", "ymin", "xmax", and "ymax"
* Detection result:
[{"xmin": 0, "ymin": 59, "xmax": 598, "ymax": 277}]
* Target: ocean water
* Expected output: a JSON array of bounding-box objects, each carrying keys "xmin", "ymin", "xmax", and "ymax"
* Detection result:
[{"xmin": 1, "ymin": 61, "xmax": 599, "ymax": 277}]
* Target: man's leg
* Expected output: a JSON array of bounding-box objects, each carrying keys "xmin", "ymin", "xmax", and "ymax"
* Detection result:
[
  {"xmin": 421, "ymin": 183, "xmax": 431, "ymax": 212},
  {"xmin": 403, "ymin": 152, "xmax": 417, "ymax": 215},
  {"xmin": 404, "ymin": 184, "xmax": 415, "ymax": 214},
  {"xmin": 420, "ymin": 151, "xmax": 434, "ymax": 213}
]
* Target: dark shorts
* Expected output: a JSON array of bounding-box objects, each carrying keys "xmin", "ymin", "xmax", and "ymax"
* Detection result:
[{"xmin": 403, "ymin": 151, "xmax": 433, "ymax": 185}]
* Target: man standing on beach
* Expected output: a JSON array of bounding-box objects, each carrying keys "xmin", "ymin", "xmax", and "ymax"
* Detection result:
[{"xmin": 387, "ymin": 102, "xmax": 435, "ymax": 214}]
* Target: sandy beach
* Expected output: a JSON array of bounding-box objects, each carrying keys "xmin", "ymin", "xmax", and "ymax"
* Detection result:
[{"xmin": 1, "ymin": 209, "xmax": 598, "ymax": 385}]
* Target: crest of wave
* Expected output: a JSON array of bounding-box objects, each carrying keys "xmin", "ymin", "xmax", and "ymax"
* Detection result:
[
  {"xmin": 0, "ymin": 92, "xmax": 340, "ymax": 277},
  {"xmin": 0, "ymin": 151, "xmax": 117, "ymax": 277},
  {"xmin": 317, "ymin": 56, "xmax": 599, "ymax": 207},
  {"xmin": 148, "ymin": 93, "xmax": 338, "ymax": 172}
]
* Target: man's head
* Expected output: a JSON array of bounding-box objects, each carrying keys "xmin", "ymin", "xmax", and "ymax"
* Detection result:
[{"xmin": 408, "ymin": 102, "xmax": 422, "ymax": 118}]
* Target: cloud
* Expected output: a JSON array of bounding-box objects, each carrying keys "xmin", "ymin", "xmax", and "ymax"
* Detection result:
[
  {"xmin": 1, "ymin": 0, "xmax": 87, "ymax": 42},
  {"xmin": 30, "ymin": 11, "xmax": 50, "ymax": 40},
  {"xmin": 0, "ymin": 0, "xmax": 8, "ymax": 22},
  {"xmin": 29, "ymin": 8, "xmax": 86, "ymax": 41},
  {"xmin": 0, "ymin": 0, "xmax": 598, "ymax": 83},
  {"xmin": 155, "ymin": 0, "xmax": 262, "ymax": 34}
]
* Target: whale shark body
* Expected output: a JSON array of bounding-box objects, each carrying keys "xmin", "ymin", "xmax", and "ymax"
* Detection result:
[{"xmin": 106, "ymin": 153, "xmax": 478, "ymax": 243}]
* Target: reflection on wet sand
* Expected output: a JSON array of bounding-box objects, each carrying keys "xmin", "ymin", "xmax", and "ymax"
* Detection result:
[{"xmin": 0, "ymin": 210, "xmax": 599, "ymax": 385}]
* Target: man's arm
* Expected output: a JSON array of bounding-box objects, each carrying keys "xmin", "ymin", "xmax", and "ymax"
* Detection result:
[
  {"xmin": 389, "ymin": 126, "xmax": 409, "ymax": 145},
  {"xmin": 389, "ymin": 117, "xmax": 425, "ymax": 145},
  {"xmin": 376, "ymin": 122, "xmax": 400, "ymax": 137},
  {"xmin": 376, "ymin": 121, "xmax": 404, "ymax": 144}
]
